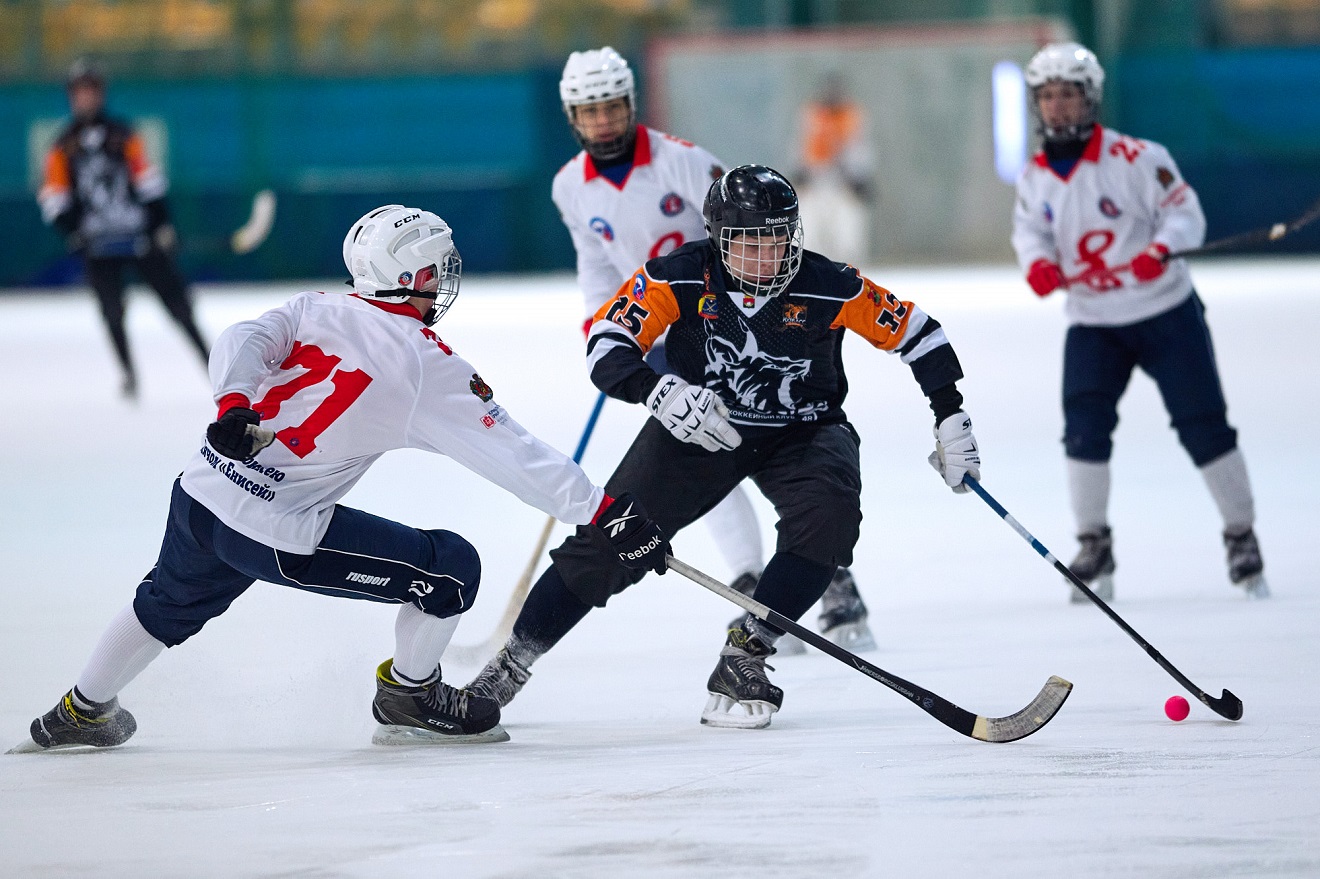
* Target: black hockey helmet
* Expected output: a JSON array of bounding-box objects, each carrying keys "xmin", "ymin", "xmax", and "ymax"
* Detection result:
[
  {"xmin": 703, "ymin": 164, "xmax": 803, "ymax": 299},
  {"xmin": 66, "ymin": 58, "xmax": 106, "ymax": 91}
]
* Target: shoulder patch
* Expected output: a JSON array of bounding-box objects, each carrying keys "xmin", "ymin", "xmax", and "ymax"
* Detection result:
[
  {"xmin": 469, "ymin": 373, "xmax": 494, "ymax": 402},
  {"xmin": 1156, "ymin": 166, "xmax": 1176, "ymax": 189},
  {"xmin": 709, "ymin": 164, "xmax": 724, "ymax": 181}
]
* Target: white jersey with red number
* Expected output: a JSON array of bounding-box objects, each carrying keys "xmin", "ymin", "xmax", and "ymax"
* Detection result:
[
  {"xmin": 1012, "ymin": 125, "xmax": 1207, "ymax": 326},
  {"xmin": 552, "ymin": 125, "xmax": 725, "ymax": 320},
  {"xmin": 180, "ymin": 291, "xmax": 605, "ymax": 554}
]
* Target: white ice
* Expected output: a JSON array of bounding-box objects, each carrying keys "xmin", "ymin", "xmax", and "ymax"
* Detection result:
[{"xmin": 1, "ymin": 260, "xmax": 1317, "ymax": 877}]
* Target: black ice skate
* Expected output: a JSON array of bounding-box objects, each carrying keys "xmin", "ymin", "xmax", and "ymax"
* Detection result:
[
  {"xmin": 463, "ymin": 646, "xmax": 534, "ymax": 708},
  {"xmin": 1068, "ymin": 527, "xmax": 1115, "ymax": 603},
  {"xmin": 725, "ymin": 572, "xmax": 805, "ymax": 656},
  {"xmin": 701, "ymin": 625, "xmax": 784, "ymax": 729},
  {"xmin": 371, "ymin": 660, "xmax": 509, "ymax": 745},
  {"xmin": 817, "ymin": 566, "xmax": 876, "ymax": 652},
  {"xmin": 1224, "ymin": 528, "xmax": 1269, "ymax": 598},
  {"xmin": 8, "ymin": 688, "xmax": 137, "ymax": 753}
]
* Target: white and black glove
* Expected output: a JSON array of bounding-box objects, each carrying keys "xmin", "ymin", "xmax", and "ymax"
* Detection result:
[
  {"xmin": 927, "ymin": 411, "xmax": 980, "ymax": 493},
  {"xmin": 597, "ymin": 492, "xmax": 670, "ymax": 575},
  {"xmin": 207, "ymin": 407, "xmax": 276, "ymax": 461},
  {"xmin": 646, "ymin": 375, "xmax": 741, "ymax": 452}
]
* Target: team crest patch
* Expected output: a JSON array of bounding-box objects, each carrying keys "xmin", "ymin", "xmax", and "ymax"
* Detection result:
[
  {"xmin": 397, "ymin": 270, "xmax": 413, "ymax": 286},
  {"xmin": 1043, "ymin": 202, "xmax": 1053, "ymax": 222},
  {"xmin": 709, "ymin": 164, "xmax": 724, "ymax": 181},
  {"xmin": 659, "ymin": 192, "xmax": 684, "ymax": 216},
  {"xmin": 782, "ymin": 303, "xmax": 807, "ymax": 328},
  {"xmin": 589, "ymin": 217, "xmax": 614, "ymax": 241},
  {"xmin": 698, "ymin": 293, "xmax": 719, "ymax": 319},
  {"xmin": 469, "ymin": 373, "xmax": 494, "ymax": 402},
  {"xmin": 1098, "ymin": 196, "xmax": 1122, "ymax": 218},
  {"xmin": 631, "ymin": 273, "xmax": 647, "ymax": 300},
  {"xmin": 1156, "ymin": 166, "xmax": 1176, "ymax": 189}
]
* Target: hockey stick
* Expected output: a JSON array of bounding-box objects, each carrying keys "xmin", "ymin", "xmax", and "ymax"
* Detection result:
[
  {"xmin": 666, "ymin": 556, "xmax": 1072, "ymax": 743},
  {"xmin": 230, "ymin": 189, "xmax": 277, "ymax": 254},
  {"xmin": 961, "ymin": 474, "xmax": 1243, "ymax": 721},
  {"xmin": 1166, "ymin": 194, "xmax": 1320, "ymax": 260},
  {"xmin": 446, "ymin": 391, "xmax": 608, "ymax": 664}
]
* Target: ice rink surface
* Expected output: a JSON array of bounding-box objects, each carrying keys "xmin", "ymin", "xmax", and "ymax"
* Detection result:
[{"xmin": 1, "ymin": 260, "xmax": 1317, "ymax": 877}]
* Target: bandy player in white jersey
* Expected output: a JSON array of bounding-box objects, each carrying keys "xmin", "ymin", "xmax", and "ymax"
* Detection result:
[
  {"xmin": 10, "ymin": 205, "xmax": 669, "ymax": 755},
  {"xmin": 549, "ymin": 47, "xmax": 874, "ymax": 650},
  {"xmin": 1011, "ymin": 42, "xmax": 1266, "ymax": 602}
]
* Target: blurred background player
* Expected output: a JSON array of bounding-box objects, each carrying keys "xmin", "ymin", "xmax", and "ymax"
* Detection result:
[
  {"xmin": 552, "ymin": 47, "xmax": 873, "ymax": 650},
  {"xmin": 796, "ymin": 72, "xmax": 875, "ymax": 268},
  {"xmin": 467, "ymin": 165, "xmax": 980, "ymax": 729},
  {"xmin": 38, "ymin": 58, "xmax": 209, "ymax": 400},
  {"xmin": 10, "ymin": 204, "xmax": 665, "ymax": 754},
  {"xmin": 1012, "ymin": 42, "xmax": 1266, "ymax": 602}
]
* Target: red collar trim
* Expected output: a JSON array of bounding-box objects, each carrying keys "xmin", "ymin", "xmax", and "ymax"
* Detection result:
[
  {"xmin": 354, "ymin": 294, "xmax": 424, "ymax": 322},
  {"xmin": 1032, "ymin": 126, "xmax": 1104, "ymax": 178},
  {"xmin": 583, "ymin": 125, "xmax": 651, "ymax": 187}
]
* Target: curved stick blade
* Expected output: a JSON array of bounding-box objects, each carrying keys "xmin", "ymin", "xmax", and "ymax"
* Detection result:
[
  {"xmin": 1204, "ymin": 689, "xmax": 1244, "ymax": 721},
  {"xmin": 972, "ymin": 675, "xmax": 1073, "ymax": 743}
]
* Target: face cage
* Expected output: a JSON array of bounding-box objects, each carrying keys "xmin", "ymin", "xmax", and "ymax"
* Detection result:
[
  {"xmin": 419, "ymin": 250, "xmax": 462, "ymax": 326},
  {"xmin": 717, "ymin": 220, "xmax": 803, "ymax": 299},
  {"xmin": 1030, "ymin": 84, "xmax": 1098, "ymax": 143},
  {"xmin": 566, "ymin": 101, "xmax": 636, "ymax": 162}
]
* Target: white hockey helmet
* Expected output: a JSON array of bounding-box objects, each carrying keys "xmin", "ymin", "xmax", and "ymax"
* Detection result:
[
  {"xmin": 1024, "ymin": 42, "xmax": 1105, "ymax": 141},
  {"xmin": 559, "ymin": 46, "xmax": 637, "ymax": 161},
  {"xmin": 342, "ymin": 205, "xmax": 461, "ymax": 326}
]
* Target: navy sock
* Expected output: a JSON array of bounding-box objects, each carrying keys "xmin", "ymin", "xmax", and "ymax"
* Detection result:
[
  {"xmin": 508, "ymin": 565, "xmax": 594, "ymax": 661},
  {"xmin": 750, "ymin": 552, "xmax": 836, "ymax": 634}
]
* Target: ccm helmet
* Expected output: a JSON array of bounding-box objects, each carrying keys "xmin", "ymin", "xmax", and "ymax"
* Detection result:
[
  {"xmin": 559, "ymin": 46, "xmax": 636, "ymax": 162},
  {"xmin": 1024, "ymin": 42, "xmax": 1104, "ymax": 143},
  {"xmin": 342, "ymin": 205, "xmax": 461, "ymax": 326},
  {"xmin": 702, "ymin": 165, "xmax": 803, "ymax": 299}
]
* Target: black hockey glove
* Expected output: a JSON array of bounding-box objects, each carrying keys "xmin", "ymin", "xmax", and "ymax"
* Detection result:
[
  {"xmin": 596, "ymin": 492, "xmax": 670, "ymax": 575},
  {"xmin": 206, "ymin": 408, "xmax": 276, "ymax": 461}
]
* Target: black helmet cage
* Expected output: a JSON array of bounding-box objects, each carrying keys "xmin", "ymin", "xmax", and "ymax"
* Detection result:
[{"xmin": 702, "ymin": 165, "xmax": 804, "ymax": 299}]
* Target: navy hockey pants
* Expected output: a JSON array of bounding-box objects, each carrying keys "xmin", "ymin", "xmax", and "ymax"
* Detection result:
[
  {"xmin": 550, "ymin": 418, "xmax": 862, "ymax": 608},
  {"xmin": 134, "ymin": 480, "xmax": 481, "ymax": 647},
  {"xmin": 1062, "ymin": 292, "xmax": 1237, "ymax": 467}
]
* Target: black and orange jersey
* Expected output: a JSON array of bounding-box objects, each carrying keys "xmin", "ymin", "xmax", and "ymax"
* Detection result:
[{"xmin": 585, "ymin": 240, "xmax": 963, "ymax": 428}]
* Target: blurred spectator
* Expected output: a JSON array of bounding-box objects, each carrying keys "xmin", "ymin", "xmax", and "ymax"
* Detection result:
[
  {"xmin": 38, "ymin": 59, "xmax": 209, "ymax": 400},
  {"xmin": 796, "ymin": 73, "xmax": 875, "ymax": 267}
]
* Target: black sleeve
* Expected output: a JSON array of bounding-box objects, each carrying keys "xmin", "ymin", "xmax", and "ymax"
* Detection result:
[
  {"xmin": 926, "ymin": 383, "xmax": 965, "ymax": 425},
  {"xmin": 143, "ymin": 197, "xmax": 171, "ymax": 231},
  {"xmin": 52, "ymin": 209, "xmax": 80, "ymax": 237},
  {"xmin": 586, "ymin": 328, "xmax": 664, "ymax": 404},
  {"xmin": 897, "ymin": 315, "xmax": 965, "ymax": 397}
]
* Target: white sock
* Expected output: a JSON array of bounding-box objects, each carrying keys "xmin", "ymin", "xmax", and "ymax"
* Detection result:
[
  {"xmin": 1067, "ymin": 458, "xmax": 1110, "ymax": 534},
  {"xmin": 391, "ymin": 603, "xmax": 460, "ymax": 685},
  {"xmin": 704, "ymin": 483, "xmax": 763, "ymax": 579},
  {"xmin": 1200, "ymin": 448, "xmax": 1256, "ymax": 535},
  {"xmin": 75, "ymin": 604, "xmax": 166, "ymax": 704}
]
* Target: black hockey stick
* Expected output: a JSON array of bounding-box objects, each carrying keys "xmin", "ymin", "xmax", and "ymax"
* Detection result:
[
  {"xmin": 1165, "ymin": 194, "xmax": 1320, "ymax": 260},
  {"xmin": 666, "ymin": 556, "xmax": 1072, "ymax": 743},
  {"xmin": 961, "ymin": 474, "xmax": 1243, "ymax": 721}
]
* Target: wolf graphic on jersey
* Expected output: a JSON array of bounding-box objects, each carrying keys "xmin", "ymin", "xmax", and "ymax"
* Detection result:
[{"xmin": 704, "ymin": 325, "xmax": 817, "ymax": 421}]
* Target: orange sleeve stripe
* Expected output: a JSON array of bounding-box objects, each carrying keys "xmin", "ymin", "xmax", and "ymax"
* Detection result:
[
  {"xmin": 592, "ymin": 271, "xmax": 681, "ymax": 353},
  {"xmin": 124, "ymin": 134, "xmax": 151, "ymax": 180},
  {"xmin": 42, "ymin": 147, "xmax": 71, "ymax": 194},
  {"xmin": 832, "ymin": 279, "xmax": 914, "ymax": 351}
]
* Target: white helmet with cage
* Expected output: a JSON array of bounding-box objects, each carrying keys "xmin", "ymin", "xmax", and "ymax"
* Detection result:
[
  {"xmin": 559, "ymin": 46, "xmax": 637, "ymax": 161},
  {"xmin": 1024, "ymin": 42, "xmax": 1105, "ymax": 141},
  {"xmin": 342, "ymin": 205, "xmax": 462, "ymax": 326}
]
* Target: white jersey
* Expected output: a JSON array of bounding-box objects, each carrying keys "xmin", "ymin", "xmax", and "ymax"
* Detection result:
[
  {"xmin": 1012, "ymin": 125, "xmax": 1207, "ymax": 326},
  {"xmin": 180, "ymin": 291, "xmax": 604, "ymax": 554},
  {"xmin": 552, "ymin": 125, "xmax": 725, "ymax": 319}
]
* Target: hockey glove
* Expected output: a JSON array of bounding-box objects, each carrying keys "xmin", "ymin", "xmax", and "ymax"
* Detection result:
[
  {"xmin": 206, "ymin": 406, "xmax": 275, "ymax": 461},
  {"xmin": 1130, "ymin": 243, "xmax": 1170, "ymax": 282},
  {"xmin": 927, "ymin": 411, "xmax": 980, "ymax": 494},
  {"xmin": 646, "ymin": 375, "xmax": 742, "ymax": 452},
  {"xmin": 1026, "ymin": 259, "xmax": 1065, "ymax": 298},
  {"xmin": 596, "ymin": 492, "xmax": 670, "ymax": 575}
]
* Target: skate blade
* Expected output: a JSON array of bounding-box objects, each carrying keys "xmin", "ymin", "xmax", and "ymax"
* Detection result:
[
  {"xmin": 1069, "ymin": 573, "xmax": 1113, "ymax": 603},
  {"xmin": 371, "ymin": 723, "xmax": 510, "ymax": 746},
  {"xmin": 1236, "ymin": 574, "xmax": 1270, "ymax": 599},
  {"xmin": 699, "ymin": 693, "xmax": 777, "ymax": 729},
  {"xmin": 775, "ymin": 634, "xmax": 806, "ymax": 656},
  {"xmin": 6, "ymin": 738, "xmax": 47, "ymax": 754},
  {"xmin": 821, "ymin": 621, "xmax": 876, "ymax": 653}
]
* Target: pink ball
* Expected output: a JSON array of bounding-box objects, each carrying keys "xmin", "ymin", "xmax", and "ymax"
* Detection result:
[{"xmin": 1165, "ymin": 695, "xmax": 1190, "ymax": 722}]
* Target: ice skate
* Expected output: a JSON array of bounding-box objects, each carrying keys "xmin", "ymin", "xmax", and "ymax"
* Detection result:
[
  {"xmin": 371, "ymin": 660, "xmax": 509, "ymax": 745},
  {"xmin": 725, "ymin": 572, "xmax": 805, "ymax": 656},
  {"xmin": 463, "ymin": 646, "xmax": 534, "ymax": 708},
  {"xmin": 701, "ymin": 625, "xmax": 783, "ymax": 730},
  {"xmin": 8, "ymin": 688, "xmax": 137, "ymax": 753},
  {"xmin": 818, "ymin": 566, "xmax": 876, "ymax": 652},
  {"xmin": 1067, "ymin": 527, "xmax": 1114, "ymax": 603},
  {"xmin": 1224, "ymin": 528, "xmax": 1269, "ymax": 599}
]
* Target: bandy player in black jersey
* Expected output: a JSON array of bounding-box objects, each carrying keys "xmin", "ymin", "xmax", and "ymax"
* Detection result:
[{"xmin": 466, "ymin": 165, "xmax": 982, "ymax": 729}]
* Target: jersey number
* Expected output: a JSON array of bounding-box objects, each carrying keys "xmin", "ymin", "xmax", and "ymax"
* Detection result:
[
  {"xmin": 253, "ymin": 341, "xmax": 374, "ymax": 459},
  {"xmin": 875, "ymin": 289, "xmax": 909, "ymax": 332},
  {"xmin": 1108, "ymin": 137, "xmax": 1145, "ymax": 164},
  {"xmin": 605, "ymin": 296, "xmax": 651, "ymax": 334}
]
